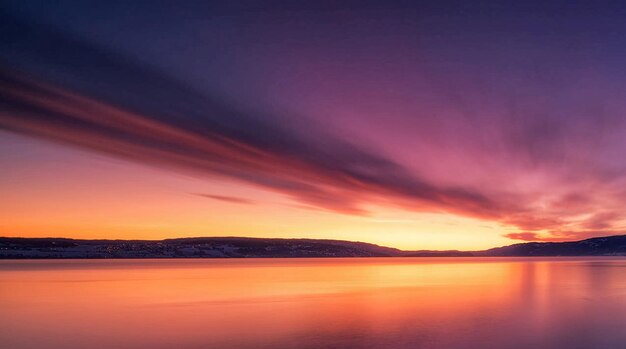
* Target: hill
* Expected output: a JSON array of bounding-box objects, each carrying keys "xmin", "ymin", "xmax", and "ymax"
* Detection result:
[
  {"xmin": 1, "ymin": 234, "xmax": 626, "ymax": 258},
  {"xmin": 0, "ymin": 236, "xmax": 401, "ymax": 258},
  {"xmin": 479, "ymin": 235, "xmax": 626, "ymax": 256}
]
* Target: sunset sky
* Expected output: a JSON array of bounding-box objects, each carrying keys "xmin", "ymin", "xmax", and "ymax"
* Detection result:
[{"xmin": 2, "ymin": 1, "xmax": 626, "ymax": 250}]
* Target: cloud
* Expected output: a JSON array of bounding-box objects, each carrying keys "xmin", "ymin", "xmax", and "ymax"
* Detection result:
[
  {"xmin": 0, "ymin": 12, "xmax": 501, "ymax": 221},
  {"xmin": 503, "ymin": 232, "xmax": 567, "ymax": 242},
  {"xmin": 194, "ymin": 194, "xmax": 255, "ymax": 205},
  {"xmin": 503, "ymin": 230, "xmax": 623, "ymax": 242},
  {"xmin": 580, "ymin": 212, "xmax": 625, "ymax": 230},
  {"xmin": 1, "ymin": 68, "xmax": 505, "ymax": 218}
]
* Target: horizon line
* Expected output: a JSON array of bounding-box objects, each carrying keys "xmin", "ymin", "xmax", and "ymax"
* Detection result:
[{"xmin": 2, "ymin": 233, "xmax": 624, "ymax": 253}]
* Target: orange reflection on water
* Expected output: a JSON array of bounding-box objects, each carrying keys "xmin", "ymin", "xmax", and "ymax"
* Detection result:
[{"xmin": 1, "ymin": 257, "xmax": 626, "ymax": 349}]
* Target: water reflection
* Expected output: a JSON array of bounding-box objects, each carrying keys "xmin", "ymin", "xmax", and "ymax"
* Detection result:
[{"xmin": 1, "ymin": 258, "xmax": 625, "ymax": 348}]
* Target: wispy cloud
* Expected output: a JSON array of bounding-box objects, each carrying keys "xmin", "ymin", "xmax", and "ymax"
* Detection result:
[
  {"xmin": 0, "ymin": 13, "xmax": 501, "ymax": 221},
  {"xmin": 194, "ymin": 194, "xmax": 255, "ymax": 205},
  {"xmin": 503, "ymin": 231, "xmax": 624, "ymax": 242}
]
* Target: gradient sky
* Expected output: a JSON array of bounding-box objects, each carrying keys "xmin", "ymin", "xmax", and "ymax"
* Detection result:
[{"xmin": 2, "ymin": 1, "xmax": 626, "ymax": 250}]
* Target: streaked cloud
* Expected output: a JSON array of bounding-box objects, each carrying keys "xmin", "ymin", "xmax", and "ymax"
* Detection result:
[{"xmin": 195, "ymin": 194, "xmax": 255, "ymax": 205}]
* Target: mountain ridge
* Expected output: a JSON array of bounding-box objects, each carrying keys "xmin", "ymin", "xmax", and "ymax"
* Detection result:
[{"xmin": 1, "ymin": 234, "xmax": 626, "ymax": 259}]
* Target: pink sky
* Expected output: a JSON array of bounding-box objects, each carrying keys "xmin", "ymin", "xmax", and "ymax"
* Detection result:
[{"xmin": 2, "ymin": 2, "xmax": 626, "ymax": 249}]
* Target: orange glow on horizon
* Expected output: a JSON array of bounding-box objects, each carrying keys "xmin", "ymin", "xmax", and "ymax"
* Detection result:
[{"xmin": 0, "ymin": 132, "xmax": 517, "ymax": 251}]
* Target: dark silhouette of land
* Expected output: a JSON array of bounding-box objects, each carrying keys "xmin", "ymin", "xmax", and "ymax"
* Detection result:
[{"xmin": 1, "ymin": 235, "xmax": 626, "ymax": 259}]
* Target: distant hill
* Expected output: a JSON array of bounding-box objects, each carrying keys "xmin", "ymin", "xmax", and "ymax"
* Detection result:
[
  {"xmin": 1, "ymin": 234, "xmax": 626, "ymax": 259},
  {"xmin": 0, "ymin": 237, "xmax": 401, "ymax": 259},
  {"xmin": 478, "ymin": 235, "xmax": 626, "ymax": 256}
]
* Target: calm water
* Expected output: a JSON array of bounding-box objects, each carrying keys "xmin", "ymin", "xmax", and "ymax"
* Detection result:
[{"xmin": 1, "ymin": 257, "xmax": 626, "ymax": 349}]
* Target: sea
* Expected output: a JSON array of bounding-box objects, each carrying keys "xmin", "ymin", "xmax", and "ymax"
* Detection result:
[{"xmin": 1, "ymin": 257, "xmax": 625, "ymax": 348}]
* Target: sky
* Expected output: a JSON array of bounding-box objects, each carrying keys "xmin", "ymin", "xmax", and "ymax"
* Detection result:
[{"xmin": 2, "ymin": 1, "xmax": 626, "ymax": 250}]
